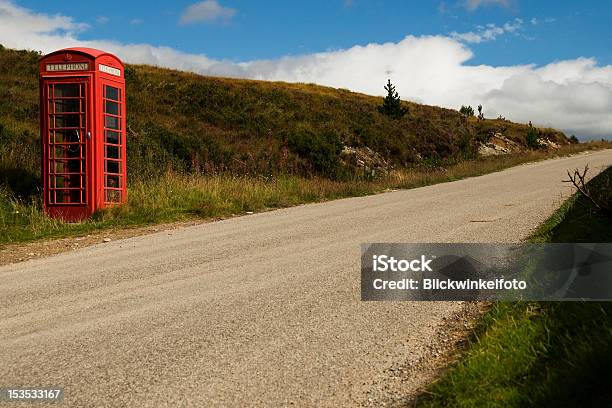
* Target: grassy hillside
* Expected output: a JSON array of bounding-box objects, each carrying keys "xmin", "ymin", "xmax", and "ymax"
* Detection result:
[
  {"xmin": 3, "ymin": 46, "xmax": 600, "ymax": 245},
  {"xmin": 0, "ymin": 46, "xmax": 569, "ymax": 200}
]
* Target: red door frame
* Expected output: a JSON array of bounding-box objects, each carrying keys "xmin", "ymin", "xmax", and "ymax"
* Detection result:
[
  {"xmin": 96, "ymin": 76, "xmax": 128, "ymax": 209},
  {"xmin": 41, "ymin": 76, "xmax": 94, "ymax": 221}
]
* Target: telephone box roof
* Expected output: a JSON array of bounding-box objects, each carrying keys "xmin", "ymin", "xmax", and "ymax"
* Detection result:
[{"xmin": 41, "ymin": 47, "xmax": 124, "ymax": 66}]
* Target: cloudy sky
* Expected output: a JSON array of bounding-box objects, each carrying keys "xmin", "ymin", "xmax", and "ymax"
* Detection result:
[{"xmin": 1, "ymin": 0, "xmax": 611, "ymax": 139}]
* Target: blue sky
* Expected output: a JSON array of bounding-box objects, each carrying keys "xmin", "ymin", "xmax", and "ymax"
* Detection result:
[
  {"xmin": 15, "ymin": 0, "xmax": 612, "ymax": 66},
  {"xmin": 1, "ymin": 0, "xmax": 612, "ymax": 138}
]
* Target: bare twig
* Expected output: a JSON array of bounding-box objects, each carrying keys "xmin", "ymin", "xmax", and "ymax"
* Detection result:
[{"xmin": 563, "ymin": 165, "xmax": 610, "ymax": 215}]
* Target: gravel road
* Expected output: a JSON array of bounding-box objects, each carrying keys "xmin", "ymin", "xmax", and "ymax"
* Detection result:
[{"xmin": 1, "ymin": 150, "xmax": 611, "ymax": 407}]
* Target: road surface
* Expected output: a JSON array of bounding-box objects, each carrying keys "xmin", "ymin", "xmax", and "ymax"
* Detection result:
[{"xmin": 1, "ymin": 150, "xmax": 611, "ymax": 407}]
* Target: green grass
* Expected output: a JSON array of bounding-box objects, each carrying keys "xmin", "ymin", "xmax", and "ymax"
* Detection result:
[
  {"xmin": 417, "ymin": 167, "xmax": 612, "ymax": 408},
  {"xmin": 0, "ymin": 147, "xmax": 605, "ymax": 246}
]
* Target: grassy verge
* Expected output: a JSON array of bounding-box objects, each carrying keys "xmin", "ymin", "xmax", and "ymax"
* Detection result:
[
  {"xmin": 0, "ymin": 144, "xmax": 608, "ymax": 246},
  {"xmin": 417, "ymin": 166, "xmax": 612, "ymax": 407}
]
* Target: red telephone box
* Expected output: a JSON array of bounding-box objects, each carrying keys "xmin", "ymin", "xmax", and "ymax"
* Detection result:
[{"xmin": 39, "ymin": 48, "xmax": 126, "ymax": 221}]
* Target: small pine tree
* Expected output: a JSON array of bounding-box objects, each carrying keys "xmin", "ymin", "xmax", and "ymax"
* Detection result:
[
  {"xmin": 526, "ymin": 127, "xmax": 541, "ymax": 148},
  {"xmin": 459, "ymin": 105, "xmax": 475, "ymax": 117},
  {"xmin": 378, "ymin": 79, "xmax": 408, "ymax": 119},
  {"xmin": 569, "ymin": 135, "xmax": 579, "ymax": 144}
]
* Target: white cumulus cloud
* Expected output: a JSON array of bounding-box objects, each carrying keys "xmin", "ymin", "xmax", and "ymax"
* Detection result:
[{"xmin": 0, "ymin": 0, "xmax": 610, "ymax": 139}]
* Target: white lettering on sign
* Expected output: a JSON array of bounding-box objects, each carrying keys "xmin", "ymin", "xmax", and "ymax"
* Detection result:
[
  {"xmin": 47, "ymin": 63, "xmax": 89, "ymax": 72},
  {"xmin": 99, "ymin": 64, "xmax": 121, "ymax": 77}
]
